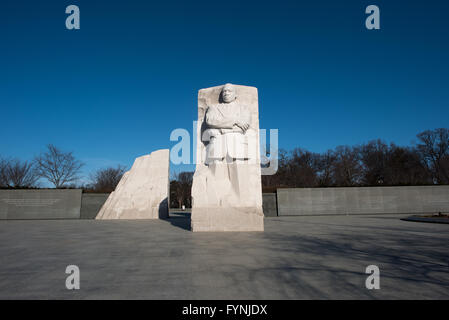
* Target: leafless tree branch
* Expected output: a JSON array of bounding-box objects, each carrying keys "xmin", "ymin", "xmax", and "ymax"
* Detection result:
[{"xmin": 34, "ymin": 144, "xmax": 84, "ymax": 188}]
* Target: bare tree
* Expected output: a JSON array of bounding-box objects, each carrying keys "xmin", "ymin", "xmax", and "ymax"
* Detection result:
[
  {"xmin": 3, "ymin": 159, "xmax": 39, "ymax": 188},
  {"xmin": 289, "ymin": 148, "xmax": 320, "ymax": 187},
  {"xmin": 34, "ymin": 144, "xmax": 84, "ymax": 188},
  {"xmin": 316, "ymin": 150, "xmax": 336, "ymax": 187},
  {"xmin": 89, "ymin": 165, "xmax": 126, "ymax": 192},
  {"xmin": 387, "ymin": 145, "xmax": 432, "ymax": 185},
  {"xmin": 359, "ymin": 140, "xmax": 389, "ymax": 185},
  {"xmin": 0, "ymin": 157, "xmax": 8, "ymax": 187},
  {"xmin": 332, "ymin": 145, "xmax": 363, "ymax": 186},
  {"xmin": 416, "ymin": 128, "xmax": 449, "ymax": 184},
  {"xmin": 358, "ymin": 140, "xmax": 433, "ymax": 186}
]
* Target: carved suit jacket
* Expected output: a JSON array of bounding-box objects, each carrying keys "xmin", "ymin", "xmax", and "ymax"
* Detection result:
[{"xmin": 203, "ymin": 100, "xmax": 254, "ymax": 160}]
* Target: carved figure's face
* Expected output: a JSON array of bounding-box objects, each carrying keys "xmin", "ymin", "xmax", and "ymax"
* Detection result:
[{"xmin": 222, "ymin": 84, "xmax": 236, "ymax": 103}]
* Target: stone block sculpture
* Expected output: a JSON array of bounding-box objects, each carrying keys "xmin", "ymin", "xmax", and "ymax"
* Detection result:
[{"xmin": 95, "ymin": 149, "xmax": 170, "ymax": 219}]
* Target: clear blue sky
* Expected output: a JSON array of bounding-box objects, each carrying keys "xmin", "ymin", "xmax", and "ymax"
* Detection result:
[{"xmin": 1, "ymin": 0, "xmax": 448, "ymax": 183}]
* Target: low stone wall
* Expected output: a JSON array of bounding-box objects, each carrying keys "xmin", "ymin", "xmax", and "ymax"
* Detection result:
[
  {"xmin": 3, "ymin": 186, "xmax": 447, "ymax": 219},
  {"xmin": 80, "ymin": 193, "xmax": 110, "ymax": 219},
  {"xmin": 0, "ymin": 189, "xmax": 82, "ymax": 220},
  {"xmin": 277, "ymin": 186, "xmax": 449, "ymax": 216},
  {"xmin": 262, "ymin": 193, "xmax": 278, "ymax": 217}
]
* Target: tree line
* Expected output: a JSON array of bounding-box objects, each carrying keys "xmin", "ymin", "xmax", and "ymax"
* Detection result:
[
  {"xmin": 0, "ymin": 144, "xmax": 84, "ymax": 189},
  {"xmin": 262, "ymin": 128, "xmax": 449, "ymax": 191},
  {"xmin": 0, "ymin": 144, "xmax": 125, "ymax": 192}
]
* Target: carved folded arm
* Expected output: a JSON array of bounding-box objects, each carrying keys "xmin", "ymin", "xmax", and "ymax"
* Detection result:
[{"xmin": 205, "ymin": 105, "xmax": 235, "ymax": 129}]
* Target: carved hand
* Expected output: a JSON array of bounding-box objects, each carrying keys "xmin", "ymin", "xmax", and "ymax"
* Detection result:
[{"xmin": 235, "ymin": 121, "xmax": 250, "ymax": 133}]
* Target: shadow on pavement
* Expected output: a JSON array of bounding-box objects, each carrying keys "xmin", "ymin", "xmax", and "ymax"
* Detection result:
[{"xmin": 162, "ymin": 211, "xmax": 191, "ymax": 231}]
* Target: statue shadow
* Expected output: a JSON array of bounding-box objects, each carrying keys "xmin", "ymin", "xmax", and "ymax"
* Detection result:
[
  {"xmin": 160, "ymin": 205, "xmax": 191, "ymax": 231},
  {"xmin": 158, "ymin": 198, "xmax": 169, "ymax": 219}
]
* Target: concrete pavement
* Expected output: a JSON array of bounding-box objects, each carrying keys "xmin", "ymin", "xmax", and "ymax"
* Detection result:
[{"xmin": 1, "ymin": 212, "xmax": 448, "ymax": 299}]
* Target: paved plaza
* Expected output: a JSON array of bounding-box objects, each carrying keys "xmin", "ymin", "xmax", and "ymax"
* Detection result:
[{"xmin": 1, "ymin": 212, "xmax": 448, "ymax": 299}]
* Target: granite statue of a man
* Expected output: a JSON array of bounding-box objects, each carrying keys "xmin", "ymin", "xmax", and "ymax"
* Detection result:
[
  {"xmin": 203, "ymin": 83, "xmax": 255, "ymax": 163},
  {"xmin": 191, "ymin": 83, "xmax": 264, "ymax": 232}
]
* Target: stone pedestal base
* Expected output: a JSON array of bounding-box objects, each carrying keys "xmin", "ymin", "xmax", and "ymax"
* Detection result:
[{"xmin": 191, "ymin": 207, "xmax": 264, "ymax": 232}]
